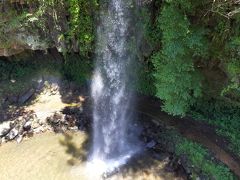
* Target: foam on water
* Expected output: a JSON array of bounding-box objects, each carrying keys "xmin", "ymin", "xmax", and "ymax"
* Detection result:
[{"xmin": 86, "ymin": 152, "xmax": 133, "ymax": 179}]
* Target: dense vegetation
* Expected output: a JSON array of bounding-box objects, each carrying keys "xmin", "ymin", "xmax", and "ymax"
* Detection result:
[
  {"xmin": 138, "ymin": 0, "xmax": 240, "ymax": 163},
  {"xmin": 191, "ymin": 98, "xmax": 240, "ymax": 156},
  {"xmin": 160, "ymin": 128, "xmax": 236, "ymax": 179},
  {"xmin": 143, "ymin": 0, "xmax": 240, "ymax": 116},
  {"xmin": 137, "ymin": 0, "xmax": 240, "ymax": 161},
  {"xmin": 176, "ymin": 139, "xmax": 235, "ymax": 180},
  {"xmin": 0, "ymin": 0, "xmax": 240, "ymax": 178},
  {"xmin": 3, "ymin": 1, "xmax": 238, "ymax": 114},
  {"xmin": 0, "ymin": 0, "xmax": 97, "ymax": 56}
]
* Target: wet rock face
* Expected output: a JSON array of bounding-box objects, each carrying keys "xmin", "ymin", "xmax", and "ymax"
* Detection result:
[{"xmin": 0, "ymin": 1, "xmax": 68, "ymax": 57}]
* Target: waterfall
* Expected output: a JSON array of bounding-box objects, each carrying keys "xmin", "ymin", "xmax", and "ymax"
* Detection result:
[{"xmin": 89, "ymin": 0, "xmax": 138, "ymax": 174}]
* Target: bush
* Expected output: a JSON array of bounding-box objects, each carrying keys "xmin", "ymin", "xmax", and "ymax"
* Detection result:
[
  {"xmin": 191, "ymin": 98, "xmax": 240, "ymax": 156},
  {"xmin": 176, "ymin": 139, "xmax": 235, "ymax": 180},
  {"xmin": 66, "ymin": 0, "xmax": 98, "ymax": 56},
  {"xmin": 151, "ymin": 1, "xmax": 207, "ymax": 116}
]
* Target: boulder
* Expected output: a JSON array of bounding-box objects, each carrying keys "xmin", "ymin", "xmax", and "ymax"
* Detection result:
[
  {"xmin": 18, "ymin": 88, "xmax": 35, "ymax": 104},
  {"xmin": 0, "ymin": 121, "xmax": 12, "ymax": 137},
  {"xmin": 23, "ymin": 121, "xmax": 32, "ymax": 131},
  {"xmin": 7, "ymin": 128, "xmax": 19, "ymax": 140}
]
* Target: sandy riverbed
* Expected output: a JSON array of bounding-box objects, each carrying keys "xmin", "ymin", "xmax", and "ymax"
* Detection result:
[{"xmin": 0, "ymin": 131, "xmax": 182, "ymax": 180}]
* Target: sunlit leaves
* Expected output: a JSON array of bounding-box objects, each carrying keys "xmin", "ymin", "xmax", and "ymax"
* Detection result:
[
  {"xmin": 152, "ymin": 2, "xmax": 206, "ymax": 116},
  {"xmin": 66, "ymin": 0, "xmax": 98, "ymax": 56}
]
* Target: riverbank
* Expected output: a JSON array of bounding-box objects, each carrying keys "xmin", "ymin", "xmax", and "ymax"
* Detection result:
[
  {"xmin": 0, "ymin": 74, "xmax": 239, "ymax": 179},
  {"xmin": 0, "ymin": 76, "xmax": 186, "ymax": 180},
  {"xmin": 0, "ymin": 131, "xmax": 186, "ymax": 180},
  {"xmin": 137, "ymin": 96, "xmax": 240, "ymax": 178}
]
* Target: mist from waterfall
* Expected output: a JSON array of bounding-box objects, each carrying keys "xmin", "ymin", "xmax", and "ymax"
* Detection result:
[{"xmin": 89, "ymin": 0, "xmax": 139, "ymax": 174}]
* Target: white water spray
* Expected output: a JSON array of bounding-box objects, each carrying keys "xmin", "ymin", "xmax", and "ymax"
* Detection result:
[{"xmin": 89, "ymin": 0, "xmax": 138, "ymax": 175}]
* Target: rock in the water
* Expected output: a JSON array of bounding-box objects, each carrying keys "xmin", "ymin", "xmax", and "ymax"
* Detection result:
[
  {"xmin": 68, "ymin": 127, "xmax": 78, "ymax": 131},
  {"xmin": 0, "ymin": 121, "xmax": 12, "ymax": 137},
  {"xmin": 7, "ymin": 128, "xmax": 19, "ymax": 140}
]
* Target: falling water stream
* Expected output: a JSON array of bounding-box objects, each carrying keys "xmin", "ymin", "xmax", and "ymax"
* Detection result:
[{"xmin": 89, "ymin": 0, "xmax": 138, "ymax": 175}]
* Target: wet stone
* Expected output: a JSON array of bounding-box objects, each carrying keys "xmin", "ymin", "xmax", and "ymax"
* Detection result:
[
  {"xmin": 146, "ymin": 140, "xmax": 156, "ymax": 148},
  {"xmin": 0, "ymin": 121, "xmax": 12, "ymax": 137}
]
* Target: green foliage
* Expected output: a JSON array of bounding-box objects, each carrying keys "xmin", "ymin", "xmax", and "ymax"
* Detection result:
[
  {"xmin": 151, "ymin": 1, "xmax": 207, "ymax": 116},
  {"xmin": 136, "ymin": 64, "xmax": 155, "ymax": 95},
  {"xmin": 139, "ymin": 6, "xmax": 161, "ymax": 46},
  {"xmin": 221, "ymin": 36, "xmax": 240, "ymax": 96},
  {"xmin": 0, "ymin": 58, "xmax": 36, "ymax": 81},
  {"xmin": 0, "ymin": 1, "xmax": 63, "ymax": 49},
  {"xmin": 191, "ymin": 98, "xmax": 240, "ymax": 157},
  {"xmin": 143, "ymin": 0, "xmax": 240, "ymax": 117},
  {"xmin": 162, "ymin": 128, "xmax": 235, "ymax": 179},
  {"xmin": 0, "ymin": 0, "xmax": 97, "ymax": 55},
  {"xmin": 0, "ymin": 53, "xmax": 62, "ymax": 82},
  {"xmin": 66, "ymin": 0, "xmax": 98, "ymax": 56},
  {"xmin": 203, "ymin": 3, "xmax": 240, "ymax": 98},
  {"xmin": 62, "ymin": 54, "xmax": 92, "ymax": 85},
  {"xmin": 176, "ymin": 139, "xmax": 235, "ymax": 180}
]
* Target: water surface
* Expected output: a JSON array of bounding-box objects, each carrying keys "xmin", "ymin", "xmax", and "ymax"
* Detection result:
[{"xmin": 0, "ymin": 132, "xmax": 182, "ymax": 180}]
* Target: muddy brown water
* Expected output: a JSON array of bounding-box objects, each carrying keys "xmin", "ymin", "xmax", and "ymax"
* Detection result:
[
  {"xmin": 137, "ymin": 96, "xmax": 240, "ymax": 178},
  {"xmin": 0, "ymin": 132, "xmax": 184, "ymax": 180}
]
